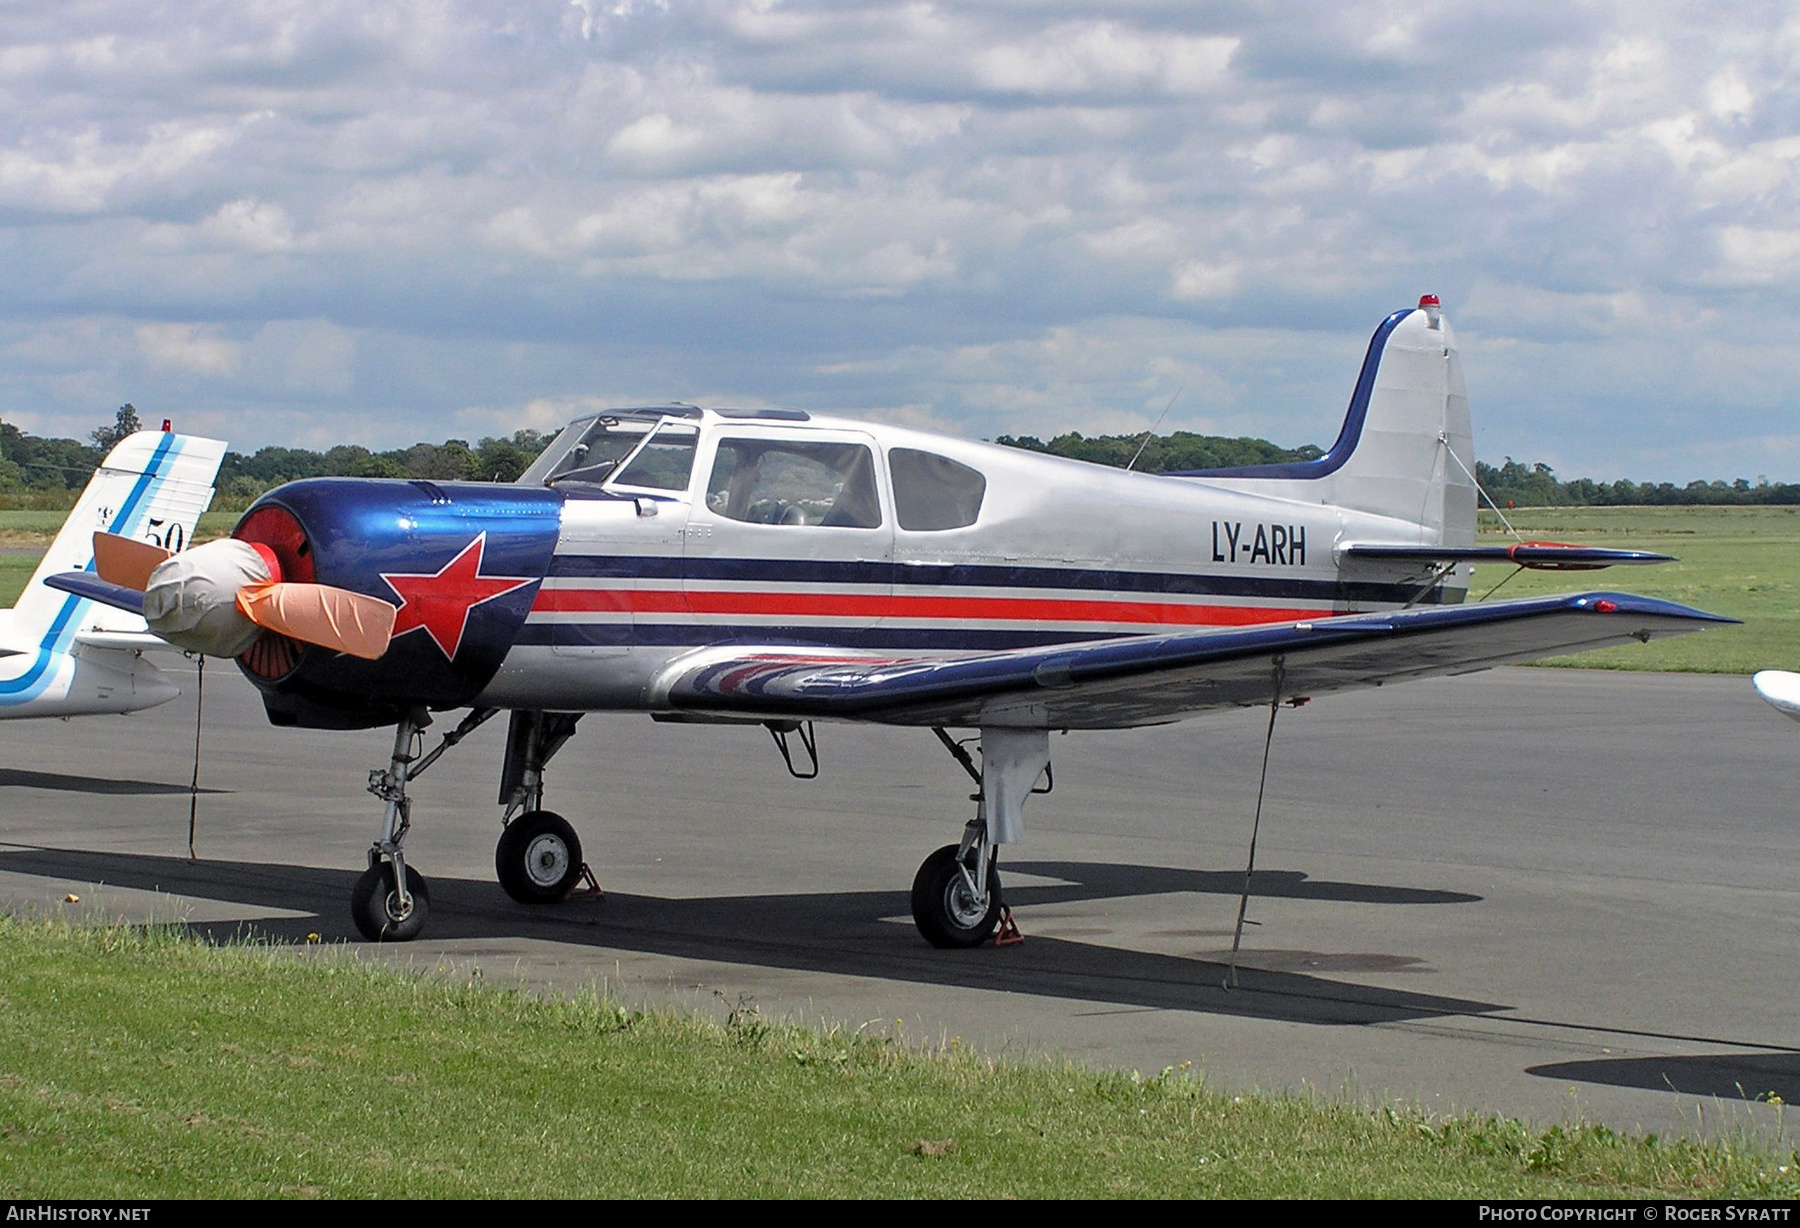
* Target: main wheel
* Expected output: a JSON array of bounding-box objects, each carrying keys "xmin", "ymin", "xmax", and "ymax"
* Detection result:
[
  {"xmin": 495, "ymin": 810, "xmax": 584, "ymax": 904},
  {"xmin": 350, "ymin": 862, "xmax": 430, "ymax": 942},
  {"xmin": 910, "ymin": 843, "xmax": 1002, "ymax": 948}
]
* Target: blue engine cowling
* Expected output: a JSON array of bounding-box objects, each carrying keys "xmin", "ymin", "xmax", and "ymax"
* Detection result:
[{"xmin": 232, "ymin": 478, "xmax": 564, "ymax": 729}]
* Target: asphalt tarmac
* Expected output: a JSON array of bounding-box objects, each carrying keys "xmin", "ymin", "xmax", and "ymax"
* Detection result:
[{"xmin": 2, "ymin": 661, "xmax": 1796, "ymax": 1143}]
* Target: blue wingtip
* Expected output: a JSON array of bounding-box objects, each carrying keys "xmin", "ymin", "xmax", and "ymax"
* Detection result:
[
  {"xmin": 1563, "ymin": 591, "xmax": 1739, "ymax": 624},
  {"xmin": 44, "ymin": 571, "xmax": 145, "ymax": 616}
]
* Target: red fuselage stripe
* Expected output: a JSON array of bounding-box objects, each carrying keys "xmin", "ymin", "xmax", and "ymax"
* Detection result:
[{"xmin": 532, "ymin": 588, "xmax": 1332, "ymax": 626}]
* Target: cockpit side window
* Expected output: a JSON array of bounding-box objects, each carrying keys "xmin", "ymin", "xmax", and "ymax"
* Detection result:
[
  {"xmin": 611, "ymin": 422, "xmax": 698, "ymax": 491},
  {"xmin": 705, "ymin": 439, "xmax": 882, "ymax": 528},
  {"xmin": 890, "ymin": 448, "xmax": 986, "ymax": 530}
]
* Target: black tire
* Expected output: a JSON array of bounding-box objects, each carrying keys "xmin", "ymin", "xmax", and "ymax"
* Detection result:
[
  {"xmin": 495, "ymin": 810, "xmax": 584, "ymax": 904},
  {"xmin": 350, "ymin": 862, "xmax": 430, "ymax": 942},
  {"xmin": 910, "ymin": 843, "xmax": 1001, "ymax": 948}
]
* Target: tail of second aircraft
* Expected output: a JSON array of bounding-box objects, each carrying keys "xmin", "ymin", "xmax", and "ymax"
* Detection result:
[
  {"xmin": 1168, "ymin": 296, "xmax": 1478, "ymax": 549},
  {"xmin": 12, "ymin": 428, "xmax": 228, "ymax": 640}
]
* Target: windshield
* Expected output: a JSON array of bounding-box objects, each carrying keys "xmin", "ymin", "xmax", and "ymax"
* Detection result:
[
  {"xmin": 520, "ymin": 409, "xmax": 702, "ymax": 491},
  {"xmin": 540, "ymin": 419, "xmax": 653, "ymax": 489},
  {"xmin": 610, "ymin": 420, "xmax": 699, "ymax": 492}
]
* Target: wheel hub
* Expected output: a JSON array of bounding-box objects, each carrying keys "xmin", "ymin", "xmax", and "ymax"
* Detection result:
[
  {"xmin": 525, "ymin": 833, "xmax": 571, "ymax": 887},
  {"xmin": 943, "ymin": 869, "xmax": 988, "ymax": 928}
]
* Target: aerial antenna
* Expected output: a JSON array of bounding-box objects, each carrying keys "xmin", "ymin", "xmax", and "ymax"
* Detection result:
[
  {"xmin": 187, "ymin": 655, "xmax": 204, "ymax": 860},
  {"xmin": 1125, "ymin": 386, "xmax": 1183, "ymax": 473},
  {"xmin": 1224, "ymin": 659, "xmax": 1285, "ymax": 991}
]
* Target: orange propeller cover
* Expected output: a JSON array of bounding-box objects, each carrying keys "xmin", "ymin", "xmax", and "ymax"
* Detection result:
[
  {"xmin": 92, "ymin": 532, "xmax": 174, "ymax": 592},
  {"xmin": 236, "ymin": 582, "xmax": 397, "ymax": 660}
]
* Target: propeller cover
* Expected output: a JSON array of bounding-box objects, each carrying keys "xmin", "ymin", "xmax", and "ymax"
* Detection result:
[{"xmin": 142, "ymin": 538, "xmax": 274, "ymax": 657}]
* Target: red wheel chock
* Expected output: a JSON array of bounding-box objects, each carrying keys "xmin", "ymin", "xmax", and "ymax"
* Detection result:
[
  {"xmin": 564, "ymin": 863, "xmax": 604, "ymax": 902},
  {"xmin": 994, "ymin": 906, "xmax": 1024, "ymax": 946}
]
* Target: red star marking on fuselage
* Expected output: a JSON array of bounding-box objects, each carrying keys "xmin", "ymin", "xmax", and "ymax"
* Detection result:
[{"xmin": 380, "ymin": 533, "xmax": 535, "ymax": 660}]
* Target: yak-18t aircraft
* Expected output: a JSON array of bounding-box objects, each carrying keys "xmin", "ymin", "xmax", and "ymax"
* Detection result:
[
  {"xmin": 1, "ymin": 428, "xmax": 222, "ymax": 721},
  {"xmin": 55, "ymin": 299, "xmax": 1728, "ymax": 943}
]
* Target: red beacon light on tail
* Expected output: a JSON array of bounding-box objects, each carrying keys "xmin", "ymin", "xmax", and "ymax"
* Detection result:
[{"xmin": 1419, "ymin": 294, "xmax": 1441, "ymax": 329}]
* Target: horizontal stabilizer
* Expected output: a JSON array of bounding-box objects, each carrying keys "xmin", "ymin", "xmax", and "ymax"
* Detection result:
[
  {"xmin": 658, "ymin": 592, "xmax": 1732, "ymax": 729},
  {"xmin": 1342, "ymin": 542, "xmax": 1674, "ymax": 571},
  {"xmin": 43, "ymin": 571, "xmax": 146, "ymax": 616},
  {"xmin": 72, "ymin": 630, "xmax": 177, "ymax": 653}
]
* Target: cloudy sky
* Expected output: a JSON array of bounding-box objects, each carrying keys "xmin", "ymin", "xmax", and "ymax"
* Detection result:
[{"xmin": 3, "ymin": 1, "xmax": 1797, "ymax": 481}]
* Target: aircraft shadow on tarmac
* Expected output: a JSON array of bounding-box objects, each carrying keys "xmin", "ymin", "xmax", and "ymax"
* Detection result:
[
  {"xmin": 0, "ymin": 845, "xmax": 1503, "ymax": 1028},
  {"xmin": 1528, "ymin": 1054, "xmax": 1800, "ymax": 1104},
  {"xmin": 0, "ymin": 768, "xmax": 227, "ymax": 796}
]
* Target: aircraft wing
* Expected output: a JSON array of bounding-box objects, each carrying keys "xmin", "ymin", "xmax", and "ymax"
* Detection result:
[{"xmin": 657, "ymin": 592, "xmax": 1731, "ymax": 729}]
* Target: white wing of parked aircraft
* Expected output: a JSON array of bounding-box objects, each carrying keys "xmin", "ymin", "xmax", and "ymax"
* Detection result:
[{"xmin": 1753, "ymin": 670, "xmax": 1800, "ymax": 723}]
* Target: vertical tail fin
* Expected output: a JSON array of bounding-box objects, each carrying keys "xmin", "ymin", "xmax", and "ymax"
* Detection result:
[
  {"xmin": 13, "ymin": 430, "xmax": 228, "ymax": 639},
  {"xmin": 1168, "ymin": 299, "xmax": 1478, "ymax": 547}
]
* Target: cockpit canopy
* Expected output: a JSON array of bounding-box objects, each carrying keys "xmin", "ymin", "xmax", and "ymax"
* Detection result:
[{"xmin": 523, "ymin": 406, "xmax": 988, "ymax": 532}]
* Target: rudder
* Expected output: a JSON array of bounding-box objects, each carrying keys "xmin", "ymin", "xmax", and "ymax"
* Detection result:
[
  {"xmin": 1169, "ymin": 298, "xmax": 1477, "ymax": 548},
  {"xmin": 13, "ymin": 430, "xmax": 227, "ymax": 639}
]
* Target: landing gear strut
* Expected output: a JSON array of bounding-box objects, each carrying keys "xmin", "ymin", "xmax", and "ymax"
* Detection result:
[
  {"xmin": 356, "ymin": 706, "xmax": 431, "ymax": 941},
  {"xmin": 909, "ymin": 727, "xmax": 1050, "ymax": 948},
  {"xmin": 353, "ymin": 705, "xmax": 499, "ymax": 942}
]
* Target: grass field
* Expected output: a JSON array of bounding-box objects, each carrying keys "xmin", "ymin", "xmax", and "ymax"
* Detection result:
[
  {"xmin": 1, "ymin": 918, "xmax": 1793, "ymax": 1200},
  {"xmin": 1474, "ymin": 506, "xmax": 1800, "ymax": 673}
]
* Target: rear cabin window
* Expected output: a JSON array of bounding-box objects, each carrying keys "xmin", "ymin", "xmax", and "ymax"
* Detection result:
[
  {"xmin": 890, "ymin": 448, "xmax": 986, "ymax": 531},
  {"xmin": 705, "ymin": 440, "xmax": 882, "ymax": 528}
]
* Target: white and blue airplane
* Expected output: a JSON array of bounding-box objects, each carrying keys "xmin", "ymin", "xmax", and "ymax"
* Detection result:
[
  {"xmin": 57, "ymin": 300, "xmax": 1729, "ymax": 943},
  {"xmin": 1753, "ymin": 671, "xmax": 1800, "ymax": 722},
  {"xmin": 0, "ymin": 428, "xmax": 224, "ymax": 720}
]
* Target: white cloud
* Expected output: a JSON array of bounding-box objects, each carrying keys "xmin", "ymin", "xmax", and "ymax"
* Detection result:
[
  {"xmin": 1714, "ymin": 227, "xmax": 1800, "ymax": 285},
  {"xmin": 203, "ymin": 198, "xmax": 297, "ymax": 252},
  {"xmin": 134, "ymin": 323, "xmax": 241, "ymax": 377},
  {"xmin": 972, "ymin": 24, "xmax": 1236, "ymax": 98},
  {"xmin": 248, "ymin": 319, "xmax": 356, "ymax": 394},
  {"xmin": 1169, "ymin": 260, "xmax": 1239, "ymax": 301}
]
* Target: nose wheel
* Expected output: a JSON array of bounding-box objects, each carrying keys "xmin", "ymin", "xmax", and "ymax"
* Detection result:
[
  {"xmin": 351, "ymin": 862, "xmax": 431, "ymax": 942},
  {"xmin": 495, "ymin": 809, "xmax": 586, "ymax": 903}
]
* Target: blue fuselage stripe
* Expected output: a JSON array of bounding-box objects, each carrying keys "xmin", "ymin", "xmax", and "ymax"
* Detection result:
[
  {"xmin": 514, "ymin": 621, "xmax": 1127, "ymax": 651},
  {"xmin": 544, "ymin": 553, "xmax": 1443, "ymax": 605}
]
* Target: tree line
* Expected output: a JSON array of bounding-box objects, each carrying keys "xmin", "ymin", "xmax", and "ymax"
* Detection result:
[
  {"xmin": 1, "ymin": 408, "xmax": 1794, "ymax": 508},
  {"xmin": 996, "ymin": 431, "xmax": 1800, "ymax": 506},
  {"xmin": 0, "ymin": 406, "xmax": 554, "ymax": 509}
]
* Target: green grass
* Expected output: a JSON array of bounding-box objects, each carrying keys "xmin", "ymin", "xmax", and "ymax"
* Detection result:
[
  {"xmin": 0, "ymin": 918, "xmax": 1793, "ymax": 1199},
  {"xmin": 1475, "ymin": 506, "xmax": 1800, "ymax": 673}
]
